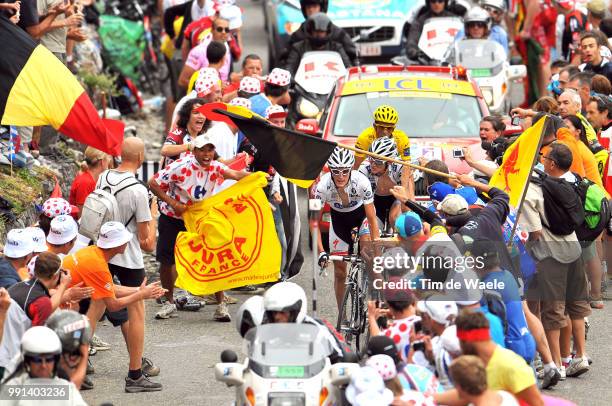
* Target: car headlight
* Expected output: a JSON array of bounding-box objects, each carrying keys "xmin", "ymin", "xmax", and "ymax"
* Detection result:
[
  {"xmin": 298, "ymin": 98, "xmax": 320, "ymax": 118},
  {"xmin": 481, "ymin": 87, "xmax": 494, "ymax": 106},
  {"xmin": 284, "ymin": 22, "xmax": 302, "ymax": 35}
]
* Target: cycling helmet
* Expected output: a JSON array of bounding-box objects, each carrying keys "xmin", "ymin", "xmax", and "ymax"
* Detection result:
[
  {"xmin": 481, "ymin": 0, "xmax": 506, "ymax": 12},
  {"xmin": 369, "ymin": 137, "xmax": 399, "ymax": 158},
  {"xmin": 21, "ymin": 326, "xmax": 62, "ymax": 377},
  {"xmin": 263, "ymin": 282, "xmax": 307, "ymax": 323},
  {"xmin": 46, "ymin": 310, "xmax": 92, "ymax": 354},
  {"xmin": 236, "ymin": 296, "xmax": 265, "ymax": 338},
  {"xmin": 327, "ymin": 146, "xmax": 355, "ymax": 169},
  {"xmin": 373, "ymin": 105, "xmax": 399, "ymax": 125},
  {"xmin": 464, "ymin": 7, "xmax": 491, "ymax": 32},
  {"xmin": 300, "ymin": 0, "xmax": 328, "ymax": 18}
]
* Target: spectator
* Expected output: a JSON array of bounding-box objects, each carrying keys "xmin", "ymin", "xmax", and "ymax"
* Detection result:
[
  {"xmin": 456, "ymin": 297, "xmax": 506, "ymax": 348},
  {"xmin": 62, "ymin": 222, "xmax": 166, "ymax": 392},
  {"xmin": 162, "ymin": 97, "xmax": 208, "ymax": 167},
  {"xmin": 68, "ymin": 146, "xmax": 111, "ymax": 213},
  {"xmin": 38, "ymin": 197, "xmax": 74, "ymax": 235},
  {"xmin": 591, "ymin": 73, "xmax": 612, "ymax": 94},
  {"xmin": 434, "ymin": 311, "xmax": 543, "ymax": 406},
  {"xmin": 14, "ymin": 0, "xmax": 68, "ymax": 39},
  {"xmin": 0, "ymin": 252, "xmax": 71, "ymax": 374},
  {"xmin": 533, "ymin": 96, "xmax": 559, "ymax": 114},
  {"xmin": 0, "ymin": 229, "xmax": 34, "ymax": 289},
  {"xmin": 580, "ymin": 31, "xmax": 612, "ymax": 83},
  {"xmin": 180, "ymin": 40, "xmax": 227, "ymax": 91},
  {"xmin": 521, "ymin": 142, "xmax": 591, "ymax": 377},
  {"xmin": 149, "ymin": 134, "xmax": 249, "ymax": 322},
  {"xmin": 1, "ymin": 326, "xmax": 87, "ymax": 405},
  {"xmin": 96, "ymin": 137, "xmax": 160, "ymax": 387},
  {"xmin": 36, "ymin": 0, "xmax": 83, "ymax": 63},
  {"xmin": 587, "ymin": 95, "xmax": 612, "ymax": 146},
  {"xmin": 462, "ymin": 116, "xmax": 505, "ymax": 178},
  {"xmin": 568, "ymin": 71, "xmax": 596, "ymax": 111},
  {"xmin": 223, "ymin": 54, "xmax": 263, "ymax": 98},
  {"xmin": 345, "ymin": 366, "xmax": 394, "ymax": 406},
  {"xmin": 249, "ymin": 68, "xmax": 291, "ymax": 117},
  {"xmin": 448, "ymin": 355, "xmax": 520, "ymax": 405},
  {"xmin": 179, "ymin": 17, "xmax": 231, "ymax": 87},
  {"xmin": 45, "ymin": 214, "xmax": 78, "ymax": 257},
  {"xmin": 587, "ymin": 0, "xmax": 606, "ymax": 31},
  {"xmin": 171, "ymin": 71, "xmax": 222, "ymax": 126}
]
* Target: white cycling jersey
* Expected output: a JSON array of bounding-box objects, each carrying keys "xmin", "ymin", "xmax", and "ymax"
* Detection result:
[
  {"xmin": 358, "ymin": 161, "xmax": 403, "ymax": 194},
  {"xmin": 314, "ymin": 171, "xmax": 374, "ymax": 212}
]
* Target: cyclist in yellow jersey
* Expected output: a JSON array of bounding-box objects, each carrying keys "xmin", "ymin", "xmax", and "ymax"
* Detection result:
[{"xmin": 354, "ymin": 105, "xmax": 411, "ymax": 168}]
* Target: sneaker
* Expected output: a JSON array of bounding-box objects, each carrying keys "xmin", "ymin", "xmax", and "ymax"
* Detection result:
[
  {"xmin": 214, "ymin": 303, "xmax": 232, "ymax": 322},
  {"xmin": 559, "ymin": 365, "xmax": 566, "ymax": 381},
  {"xmin": 88, "ymin": 346, "xmax": 97, "ymax": 357},
  {"xmin": 142, "ymin": 357, "xmax": 160, "ymax": 377},
  {"xmin": 176, "ymin": 295, "xmax": 202, "ymax": 311},
  {"xmin": 81, "ymin": 376, "xmax": 94, "ymax": 390},
  {"xmin": 155, "ymin": 303, "xmax": 178, "ymax": 319},
  {"xmin": 224, "ymin": 294, "xmax": 238, "ymax": 304},
  {"xmin": 566, "ymin": 357, "xmax": 589, "ymax": 377},
  {"xmin": 541, "ymin": 368, "xmax": 561, "ymax": 389},
  {"xmin": 125, "ymin": 375, "xmax": 163, "ymax": 393},
  {"xmin": 199, "ymin": 294, "xmax": 238, "ymax": 305},
  {"xmin": 86, "ymin": 358, "xmax": 94, "ymax": 375},
  {"xmin": 231, "ymin": 285, "xmax": 264, "ymax": 294},
  {"xmin": 590, "ymin": 299, "xmax": 604, "ymax": 309},
  {"xmin": 90, "ymin": 335, "xmax": 111, "ymax": 351}
]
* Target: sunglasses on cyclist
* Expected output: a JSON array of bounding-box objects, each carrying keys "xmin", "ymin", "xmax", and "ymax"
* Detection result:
[
  {"xmin": 27, "ymin": 355, "xmax": 56, "ymax": 364},
  {"xmin": 215, "ymin": 26, "xmax": 230, "ymax": 33},
  {"xmin": 369, "ymin": 158, "xmax": 386, "ymax": 166},
  {"xmin": 330, "ymin": 168, "xmax": 351, "ymax": 176}
]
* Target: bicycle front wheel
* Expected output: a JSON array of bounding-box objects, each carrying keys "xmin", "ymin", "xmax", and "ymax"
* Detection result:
[{"xmin": 337, "ymin": 278, "xmax": 362, "ymax": 353}]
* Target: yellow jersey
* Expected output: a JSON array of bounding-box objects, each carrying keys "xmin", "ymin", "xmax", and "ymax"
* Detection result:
[{"xmin": 355, "ymin": 127, "xmax": 411, "ymax": 161}]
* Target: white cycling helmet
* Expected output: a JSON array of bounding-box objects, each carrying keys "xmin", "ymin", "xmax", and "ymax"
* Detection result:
[
  {"xmin": 464, "ymin": 7, "xmax": 491, "ymax": 31},
  {"xmin": 327, "ymin": 147, "xmax": 355, "ymax": 169},
  {"xmin": 369, "ymin": 137, "xmax": 398, "ymax": 159},
  {"xmin": 236, "ymin": 296, "xmax": 265, "ymax": 338},
  {"xmin": 263, "ymin": 282, "xmax": 307, "ymax": 323},
  {"xmin": 481, "ymin": 0, "xmax": 506, "ymax": 12}
]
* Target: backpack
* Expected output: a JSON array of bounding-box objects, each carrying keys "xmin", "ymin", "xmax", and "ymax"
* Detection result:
[
  {"xmin": 531, "ymin": 169, "xmax": 585, "ymax": 236},
  {"xmin": 572, "ymin": 174, "xmax": 611, "ymax": 245},
  {"xmin": 78, "ymin": 171, "xmax": 140, "ymax": 242},
  {"xmin": 482, "ymin": 289, "xmax": 508, "ymax": 336}
]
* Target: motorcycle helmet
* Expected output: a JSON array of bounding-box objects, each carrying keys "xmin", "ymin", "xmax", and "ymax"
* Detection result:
[
  {"xmin": 236, "ymin": 296, "xmax": 265, "ymax": 338},
  {"xmin": 327, "ymin": 146, "xmax": 355, "ymax": 169},
  {"xmin": 425, "ymin": 0, "xmax": 449, "ymax": 10},
  {"xmin": 306, "ymin": 12, "xmax": 332, "ymax": 48},
  {"xmin": 300, "ymin": 0, "xmax": 328, "ymax": 18},
  {"xmin": 263, "ymin": 282, "xmax": 307, "ymax": 323},
  {"xmin": 21, "ymin": 326, "xmax": 62, "ymax": 377},
  {"xmin": 481, "ymin": 0, "xmax": 506, "ymax": 12},
  {"xmin": 369, "ymin": 137, "xmax": 399, "ymax": 158},
  {"xmin": 46, "ymin": 310, "xmax": 92, "ymax": 355},
  {"xmin": 373, "ymin": 105, "xmax": 399, "ymax": 125},
  {"xmin": 464, "ymin": 6, "xmax": 491, "ymax": 35}
]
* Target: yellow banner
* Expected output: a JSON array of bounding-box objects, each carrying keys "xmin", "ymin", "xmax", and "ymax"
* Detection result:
[
  {"xmin": 489, "ymin": 117, "xmax": 546, "ymax": 207},
  {"xmin": 174, "ymin": 172, "xmax": 281, "ymax": 295},
  {"xmin": 341, "ymin": 76, "xmax": 476, "ymax": 96}
]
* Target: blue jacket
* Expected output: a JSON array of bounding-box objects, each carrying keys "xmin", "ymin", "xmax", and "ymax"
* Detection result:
[{"xmin": 0, "ymin": 258, "xmax": 21, "ymax": 289}]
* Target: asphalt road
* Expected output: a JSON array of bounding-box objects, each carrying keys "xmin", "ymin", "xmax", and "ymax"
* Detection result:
[{"xmin": 81, "ymin": 1, "xmax": 610, "ymax": 405}]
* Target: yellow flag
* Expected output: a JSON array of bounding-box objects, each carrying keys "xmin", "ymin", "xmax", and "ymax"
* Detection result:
[
  {"xmin": 174, "ymin": 172, "xmax": 281, "ymax": 295},
  {"xmin": 489, "ymin": 117, "xmax": 547, "ymax": 208}
]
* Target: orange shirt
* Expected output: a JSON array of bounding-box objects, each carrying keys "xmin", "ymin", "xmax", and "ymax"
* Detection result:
[{"xmin": 63, "ymin": 246, "xmax": 115, "ymax": 300}]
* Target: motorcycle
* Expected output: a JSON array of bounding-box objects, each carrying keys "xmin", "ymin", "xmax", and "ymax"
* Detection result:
[
  {"xmin": 447, "ymin": 39, "xmax": 526, "ymax": 113},
  {"xmin": 289, "ymin": 51, "xmax": 346, "ymax": 131},
  {"xmin": 417, "ymin": 16, "xmax": 464, "ymax": 64},
  {"xmin": 214, "ymin": 323, "xmax": 359, "ymax": 406}
]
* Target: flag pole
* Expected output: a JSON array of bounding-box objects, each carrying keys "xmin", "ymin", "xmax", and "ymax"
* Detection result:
[
  {"xmin": 308, "ymin": 199, "xmax": 322, "ymax": 319},
  {"xmin": 506, "ymin": 117, "xmax": 548, "ymax": 246},
  {"xmin": 338, "ymin": 143, "xmax": 455, "ymax": 179}
]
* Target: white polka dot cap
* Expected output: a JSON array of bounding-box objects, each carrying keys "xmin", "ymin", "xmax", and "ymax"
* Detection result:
[
  {"xmin": 266, "ymin": 68, "xmax": 291, "ymax": 86},
  {"xmin": 239, "ymin": 76, "xmax": 261, "ymax": 94},
  {"xmin": 195, "ymin": 74, "xmax": 217, "ymax": 97},
  {"xmin": 265, "ymin": 104, "xmax": 287, "ymax": 119},
  {"xmin": 229, "ymin": 97, "xmax": 252, "ymax": 109},
  {"xmin": 42, "ymin": 198, "xmax": 71, "ymax": 218},
  {"xmin": 365, "ymin": 354, "xmax": 397, "ymax": 381}
]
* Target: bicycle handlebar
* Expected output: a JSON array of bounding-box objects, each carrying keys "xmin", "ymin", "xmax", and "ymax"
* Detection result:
[{"xmin": 327, "ymin": 255, "xmax": 362, "ymax": 263}]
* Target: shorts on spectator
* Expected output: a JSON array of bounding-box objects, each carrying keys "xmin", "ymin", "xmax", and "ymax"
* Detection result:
[
  {"xmin": 156, "ymin": 213, "xmax": 186, "ymax": 265},
  {"xmin": 109, "ymin": 264, "xmax": 145, "ymax": 287}
]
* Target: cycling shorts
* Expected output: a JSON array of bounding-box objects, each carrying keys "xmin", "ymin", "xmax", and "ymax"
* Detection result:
[{"xmin": 329, "ymin": 206, "xmax": 366, "ymax": 255}]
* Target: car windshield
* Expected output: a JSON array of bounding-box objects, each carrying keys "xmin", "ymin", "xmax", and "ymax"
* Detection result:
[{"xmin": 332, "ymin": 92, "xmax": 482, "ymax": 138}]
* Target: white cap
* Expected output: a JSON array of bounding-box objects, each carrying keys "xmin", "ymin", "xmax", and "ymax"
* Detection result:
[
  {"xmin": 96, "ymin": 222, "xmax": 132, "ymax": 249},
  {"xmin": 4, "ymin": 228, "xmax": 34, "ymax": 258},
  {"xmin": 365, "ymin": 354, "xmax": 397, "ymax": 381},
  {"xmin": 26, "ymin": 227, "xmax": 48, "ymax": 253},
  {"xmin": 346, "ymin": 366, "xmax": 393, "ymax": 405},
  {"xmin": 219, "ymin": 5, "xmax": 242, "ymax": 30},
  {"xmin": 437, "ymin": 194, "xmax": 469, "ymax": 216},
  {"xmin": 193, "ymin": 133, "xmax": 218, "ymax": 149},
  {"xmin": 417, "ymin": 295, "xmax": 458, "ymax": 326},
  {"xmin": 265, "ymin": 104, "xmax": 287, "ymax": 119},
  {"xmin": 47, "ymin": 215, "xmax": 79, "ymax": 245}
]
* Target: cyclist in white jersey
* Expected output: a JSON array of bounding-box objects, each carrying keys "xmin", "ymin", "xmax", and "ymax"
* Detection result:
[{"xmin": 313, "ymin": 147, "xmax": 380, "ymax": 309}]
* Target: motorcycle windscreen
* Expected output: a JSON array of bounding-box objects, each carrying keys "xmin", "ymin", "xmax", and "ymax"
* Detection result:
[
  {"xmin": 454, "ymin": 39, "xmax": 506, "ymax": 73},
  {"xmin": 418, "ymin": 17, "xmax": 464, "ymax": 61},
  {"xmin": 294, "ymin": 51, "xmax": 347, "ymax": 95}
]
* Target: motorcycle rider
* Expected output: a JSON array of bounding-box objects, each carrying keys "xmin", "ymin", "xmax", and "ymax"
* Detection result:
[
  {"xmin": 281, "ymin": 0, "xmax": 357, "ymax": 66},
  {"xmin": 455, "ymin": 6, "xmax": 509, "ymax": 54},
  {"xmin": 262, "ymin": 281, "xmax": 350, "ymax": 362},
  {"xmin": 406, "ymin": 0, "xmax": 460, "ymax": 62},
  {"xmin": 284, "ymin": 12, "xmax": 352, "ymax": 77}
]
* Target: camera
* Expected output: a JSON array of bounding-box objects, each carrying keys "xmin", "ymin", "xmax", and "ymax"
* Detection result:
[
  {"xmin": 413, "ymin": 320, "xmax": 422, "ymax": 334},
  {"xmin": 482, "ymin": 136, "xmax": 517, "ymax": 166},
  {"xmin": 452, "ymin": 147, "xmax": 464, "ymax": 158},
  {"xmin": 412, "ymin": 341, "xmax": 426, "ymax": 352},
  {"xmin": 511, "ymin": 115, "xmax": 521, "ymax": 126}
]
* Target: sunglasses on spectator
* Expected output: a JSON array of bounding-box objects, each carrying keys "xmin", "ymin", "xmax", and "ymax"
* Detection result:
[
  {"xmin": 215, "ymin": 26, "xmax": 230, "ymax": 33},
  {"xmin": 330, "ymin": 168, "xmax": 351, "ymax": 176},
  {"xmin": 484, "ymin": 6, "xmax": 501, "ymax": 14},
  {"xmin": 28, "ymin": 355, "xmax": 56, "ymax": 364},
  {"xmin": 468, "ymin": 22, "xmax": 487, "ymax": 28}
]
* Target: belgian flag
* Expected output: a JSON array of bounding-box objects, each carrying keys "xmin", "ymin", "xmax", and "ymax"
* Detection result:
[
  {"xmin": 199, "ymin": 103, "xmax": 337, "ymax": 188},
  {"xmin": 0, "ymin": 16, "xmax": 123, "ymax": 155}
]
